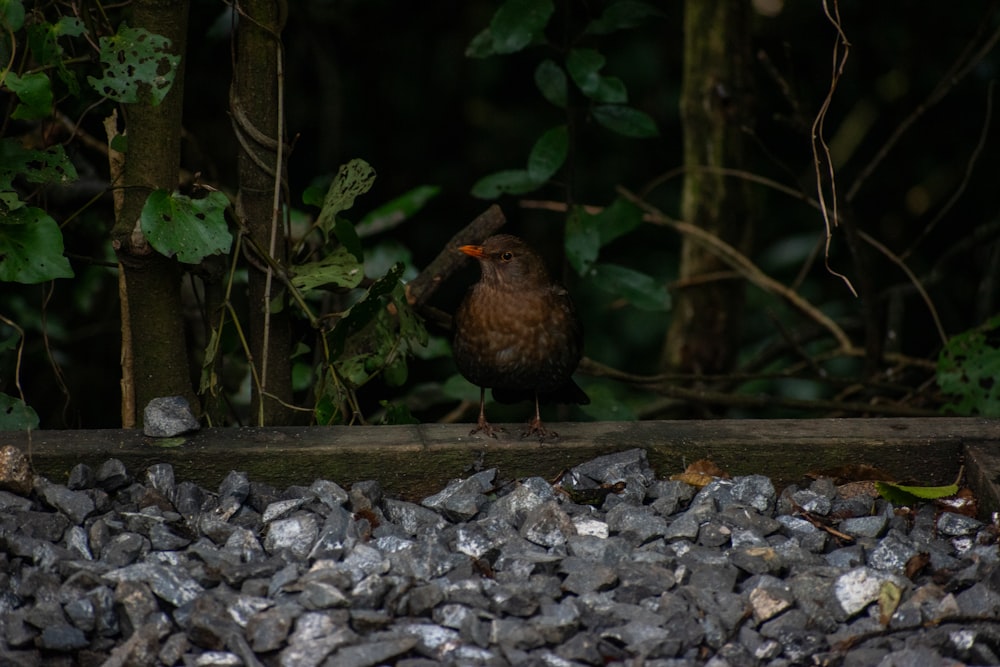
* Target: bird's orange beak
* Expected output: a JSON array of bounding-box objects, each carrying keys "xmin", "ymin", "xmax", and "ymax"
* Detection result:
[{"xmin": 458, "ymin": 244, "xmax": 485, "ymax": 259}]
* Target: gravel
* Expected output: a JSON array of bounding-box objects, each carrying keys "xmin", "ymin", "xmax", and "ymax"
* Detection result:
[{"xmin": 1, "ymin": 445, "xmax": 999, "ymax": 666}]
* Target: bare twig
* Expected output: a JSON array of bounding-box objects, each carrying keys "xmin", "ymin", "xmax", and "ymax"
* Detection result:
[
  {"xmin": 847, "ymin": 6, "xmax": 1000, "ymax": 203},
  {"xmin": 580, "ymin": 357, "xmax": 938, "ymax": 418},
  {"xmin": 901, "ymin": 80, "xmax": 996, "ymax": 261},
  {"xmin": 812, "ymin": 0, "xmax": 856, "ymax": 297},
  {"xmin": 619, "ymin": 187, "xmax": 855, "ymax": 351},
  {"xmin": 258, "ymin": 34, "xmax": 288, "ymax": 423},
  {"xmin": 405, "ymin": 204, "xmax": 507, "ymax": 311},
  {"xmin": 858, "ymin": 230, "xmax": 947, "ymax": 345}
]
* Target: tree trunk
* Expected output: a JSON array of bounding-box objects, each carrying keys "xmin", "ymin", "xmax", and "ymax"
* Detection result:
[
  {"xmin": 233, "ymin": 0, "xmax": 295, "ymax": 425},
  {"xmin": 111, "ymin": 0, "xmax": 195, "ymax": 427},
  {"xmin": 662, "ymin": 0, "xmax": 752, "ymax": 382}
]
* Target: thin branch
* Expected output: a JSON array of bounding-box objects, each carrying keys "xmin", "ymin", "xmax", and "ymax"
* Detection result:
[
  {"xmin": 858, "ymin": 230, "xmax": 947, "ymax": 345},
  {"xmin": 812, "ymin": 0, "xmax": 856, "ymax": 297},
  {"xmin": 619, "ymin": 187, "xmax": 854, "ymax": 351},
  {"xmin": 580, "ymin": 357, "xmax": 938, "ymax": 418},
  {"xmin": 901, "ymin": 79, "xmax": 996, "ymax": 261},
  {"xmin": 846, "ymin": 6, "xmax": 1000, "ymax": 203},
  {"xmin": 405, "ymin": 204, "xmax": 507, "ymax": 311},
  {"xmin": 258, "ymin": 34, "xmax": 288, "ymax": 423}
]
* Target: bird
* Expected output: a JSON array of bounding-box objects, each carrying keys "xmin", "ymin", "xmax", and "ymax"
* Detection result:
[{"xmin": 452, "ymin": 234, "xmax": 588, "ymax": 441}]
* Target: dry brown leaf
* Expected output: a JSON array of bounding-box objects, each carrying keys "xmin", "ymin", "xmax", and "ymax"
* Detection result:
[
  {"xmin": 669, "ymin": 458, "xmax": 730, "ymax": 487},
  {"xmin": 904, "ymin": 552, "xmax": 931, "ymax": 580},
  {"xmin": 935, "ymin": 487, "xmax": 977, "ymax": 517},
  {"xmin": 670, "ymin": 471, "xmax": 716, "ymax": 488},
  {"xmin": 836, "ymin": 480, "xmax": 879, "ymax": 501}
]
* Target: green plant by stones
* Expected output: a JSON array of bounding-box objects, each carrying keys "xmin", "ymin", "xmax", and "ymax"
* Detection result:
[{"xmin": 937, "ymin": 314, "xmax": 1000, "ymax": 417}]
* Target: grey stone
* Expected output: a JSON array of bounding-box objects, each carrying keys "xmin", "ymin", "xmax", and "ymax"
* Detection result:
[{"xmin": 143, "ymin": 395, "xmax": 200, "ymax": 437}]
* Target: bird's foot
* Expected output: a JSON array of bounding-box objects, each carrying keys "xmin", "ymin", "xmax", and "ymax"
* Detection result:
[
  {"xmin": 470, "ymin": 415, "xmax": 504, "ymax": 439},
  {"xmin": 522, "ymin": 416, "xmax": 558, "ymax": 442}
]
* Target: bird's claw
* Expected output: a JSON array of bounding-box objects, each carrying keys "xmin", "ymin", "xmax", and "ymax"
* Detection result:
[
  {"xmin": 470, "ymin": 416, "xmax": 504, "ymax": 439},
  {"xmin": 522, "ymin": 416, "xmax": 558, "ymax": 442}
]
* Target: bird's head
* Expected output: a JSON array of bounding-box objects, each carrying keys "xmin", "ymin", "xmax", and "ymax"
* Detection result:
[{"xmin": 458, "ymin": 234, "xmax": 550, "ymax": 290}]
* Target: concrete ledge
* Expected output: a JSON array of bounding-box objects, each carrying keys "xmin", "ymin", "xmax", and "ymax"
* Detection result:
[{"xmin": 3, "ymin": 418, "xmax": 997, "ymax": 504}]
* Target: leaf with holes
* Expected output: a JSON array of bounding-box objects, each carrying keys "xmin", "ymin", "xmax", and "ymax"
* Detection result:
[
  {"xmin": 0, "ymin": 140, "xmax": 77, "ymax": 191},
  {"xmin": 937, "ymin": 314, "xmax": 1000, "ymax": 416},
  {"xmin": 140, "ymin": 190, "xmax": 231, "ymax": 264},
  {"xmin": 291, "ymin": 246, "xmax": 364, "ymax": 292},
  {"xmin": 0, "ymin": 393, "xmax": 38, "ymax": 430},
  {"xmin": 315, "ymin": 159, "xmax": 376, "ymax": 247},
  {"xmin": 87, "ymin": 24, "xmax": 180, "ymax": 105},
  {"xmin": 0, "ymin": 206, "xmax": 74, "ymax": 283}
]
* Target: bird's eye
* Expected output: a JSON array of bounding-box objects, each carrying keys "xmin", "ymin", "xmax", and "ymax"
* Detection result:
[{"xmin": 500, "ymin": 251, "xmax": 513, "ymax": 262}]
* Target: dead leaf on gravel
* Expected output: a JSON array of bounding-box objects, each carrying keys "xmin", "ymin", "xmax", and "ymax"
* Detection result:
[{"xmin": 670, "ymin": 459, "xmax": 729, "ymax": 487}]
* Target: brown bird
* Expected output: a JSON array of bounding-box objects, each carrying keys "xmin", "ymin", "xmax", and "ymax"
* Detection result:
[{"xmin": 453, "ymin": 234, "xmax": 588, "ymax": 440}]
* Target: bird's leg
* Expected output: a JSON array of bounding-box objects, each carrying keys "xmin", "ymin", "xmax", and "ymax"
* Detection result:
[
  {"xmin": 469, "ymin": 387, "xmax": 504, "ymax": 438},
  {"xmin": 523, "ymin": 392, "xmax": 558, "ymax": 441}
]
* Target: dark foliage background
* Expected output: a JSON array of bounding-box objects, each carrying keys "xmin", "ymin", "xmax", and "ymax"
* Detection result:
[{"xmin": 3, "ymin": 0, "xmax": 1000, "ymax": 427}]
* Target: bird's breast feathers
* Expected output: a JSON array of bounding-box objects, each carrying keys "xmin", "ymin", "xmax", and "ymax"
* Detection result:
[{"xmin": 454, "ymin": 284, "xmax": 580, "ymax": 389}]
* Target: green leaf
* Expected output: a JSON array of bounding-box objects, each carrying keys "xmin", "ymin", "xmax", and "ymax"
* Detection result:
[
  {"xmin": 393, "ymin": 282, "xmax": 428, "ymax": 348},
  {"xmin": 0, "ymin": 140, "xmax": 77, "ymax": 190},
  {"xmin": 140, "ymin": 190, "xmax": 232, "ymax": 264},
  {"xmin": 383, "ymin": 351, "xmax": 408, "ymax": 387},
  {"xmin": 534, "ymin": 59, "xmax": 567, "ymax": 108},
  {"xmin": 937, "ymin": 315, "xmax": 1000, "ymax": 416},
  {"xmin": 110, "ymin": 134, "xmax": 128, "ymax": 153},
  {"xmin": 593, "ymin": 196, "xmax": 644, "ymax": 246},
  {"xmin": 585, "ymin": 0, "xmax": 664, "ymax": 35},
  {"xmin": 23, "ymin": 17, "xmax": 83, "ymax": 96},
  {"xmin": 357, "ymin": 184, "xmax": 441, "ymax": 236},
  {"xmin": 5, "ymin": 72, "xmax": 53, "ymax": 120},
  {"xmin": 471, "ymin": 169, "xmax": 543, "ymax": 199},
  {"xmin": 54, "ymin": 15, "xmax": 86, "ymax": 38},
  {"xmin": 379, "ymin": 401, "xmax": 419, "ymax": 425},
  {"xmin": 313, "ymin": 373, "xmax": 343, "ymax": 425},
  {"xmin": 468, "ymin": 0, "xmax": 554, "ymax": 56},
  {"xmin": 875, "ymin": 481, "xmax": 960, "ymax": 505},
  {"xmin": 87, "ymin": 24, "xmax": 180, "ymax": 105},
  {"xmin": 333, "ymin": 216, "xmax": 364, "ymax": 262},
  {"xmin": 592, "ymin": 104, "xmax": 660, "ymax": 138},
  {"xmin": 588, "ymin": 262, "xmax": 670, "ymax": 311},
  {"xmin": 527, "ymin": 125, "xmax": 568, "ymax": 182},
  {"xmin": 465, "ymin": 27, "xmax": 496, "ymax": 58},
  {"xmin": 0, "ymin": 206, "xmax": 74, "ymax": 283},
  {"xmin": 565, "ymin": 199, "xmax": 644, "ymax": 275},
  {"xmin": 1, "ymin": 0, "xmax": 25, "ymax": 32},
  {"xmin": 0, "ymin": 393, "xmax": 39, "ymax": 430},
  {"xmin": 290, "ymin": 246, "xmax": 364, "ymax": 291},
  {"xmin": 567, "ymin": 48, "xmax": 627, "ymax": 103},
  {"xmin": 327, "ymin": 263, "xmax": 404, "ymax": 358},
  {"xmin": 315, "ymin": 159, "xmax": 376, "ymax": 239}
]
